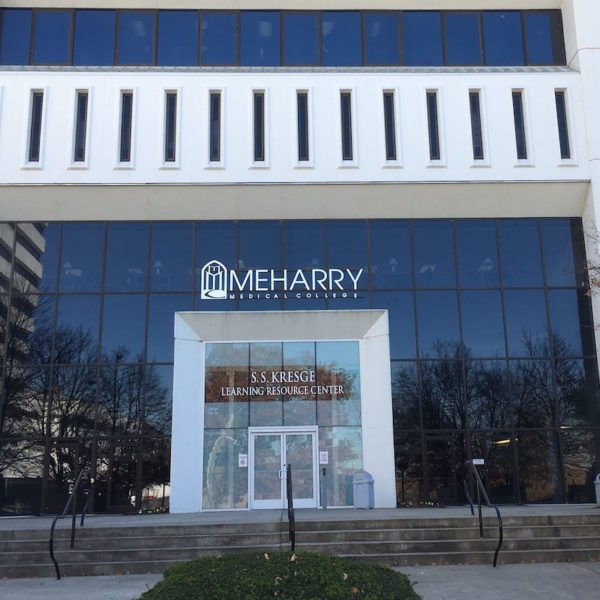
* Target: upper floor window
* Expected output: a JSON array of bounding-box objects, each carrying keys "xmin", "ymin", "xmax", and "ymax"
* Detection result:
[
  {"xmin": 0, "ymin": 9, "xmax": 31, "ymax": 65},
  {"xmin": 73, "ymin": 10, "xmax": 115, "ymax": 66},
  {"xmin": 322, "ymin": 12, "xmax": 361, "ymax": 66},
  {"xmin": 118, "ymin": 11, "xmax": 155, "ymax": 65},
  {"xmin": 283, "ymin": 13, "xmax": 319, "ymax": 66},
  {"xmin": 32, "ymin": 10, "xmax": 71, "ymax": 65},
  {"xmin": 201, "ymin": 12, "xmax": 237, "ymax": 65},
  {"xmin": 364, "ymin": 13, "xmax": 399, "ymax": 66},
  {"xmin": 157, "ymin": 10, "xmax": 198, "ymax": 66},
  {"xmin": 241, "ymin": 11, "xmax": 279, "ymax": 66}
]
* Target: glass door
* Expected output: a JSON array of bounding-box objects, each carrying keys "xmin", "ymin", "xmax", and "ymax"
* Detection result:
[{"xmin": 250, "ymin": 428, "xmax": 317, "ymax": 509}]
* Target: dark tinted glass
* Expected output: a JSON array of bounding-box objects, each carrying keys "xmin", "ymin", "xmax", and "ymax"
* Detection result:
[
  {"xmin": 466, "ymin": 362, "xmax": 511, "ymax": 430},
  {"xmin": 503, "ymin": 290, "xmax": 548, "ymax": 357},
  {"xmin": 413, "ymin": 221, "xmax": 455, "ymax": 288},
  {"xmin": 555, "ymin": 91, "xmax": 570, "ymax": 160},
  {"xmin": 60, "ymin": 223, "xmax": 104, "ymax": 291},
  {"xmin": 548, "ymin": 290, "xmax": 583, "ymax": 356},
  {"xmin": 383, "ymin": 92, "xmax": 396, "ymax": 160},
  {"xmin": 510, "ymin": 360, "xmax": 554, "ymax": 428},
  {"xmin": 517, "ymin": 431, "xmax": 560, "ymax": 502},
  {"xmin": 525, "ymin": 12, "xmax": 555, "ymax": 65},
  {"xmin": 101, "ymin": 294, "xmax": 147, "ymax": 361},
  {"xmin": 483, "ymin": 12, "xmax": 524, "ymax": 66},
  {"xmin": 499, "ymin": 220, "xmax": 543, "ymax": 287},
  {"xmin": 38, "ymin": 224, "xmax": 60, "ymax": 293},
  {"xmin": 556, "ymin": 360, "xmax": 599, "ymax": 428},
  {"xmin": 327, "ymin": 221, "xmax": 368, "ymax": 273},
  {"xmin": 403, "ymin": 12, "xmax": 443, "ymax": 66},
  {"xmin": 147, "ymin": 294, "xmax": 192, "ymax": 362},
  {"xmin": 157, "ymin": 11, "xmax": 198, "ymax": 66},
  {"xmin": 416, "ymin": 291, "xmax": 460, "ymax": 357},
  {"xmin": 73, "ymin": 10, "xmax": 115, "ymax": 66},
  {"xmin": 460, "ymin": 291, "xmax": 505, "ymax": 358},
  {"xmin": 55, "ymin": 294, "xmax": 101, "ymax": 356},
  {"xmin": 164, "ymin": 92, "xmax": 177, "ymax": 162},
  {"xmin": 74, "ymin": 92, "xmax": 88, "ymax": 162},
  {"xmin": 118, "ymin": 12, "xmax": 154, "ymax": 65},
  {"xmin": 340, "ymin": 92, "xmax": 353, "ymax": 161},
  {"xmin": 283, "ymin": 13, "xmax": 318, "ymax": 65},
  {"xmin": 28, "ymin": 92, "xmax": 43, "ymax": 162},
  {"xmin": 201, "ymin": 12, "xmax": 236, "ymax": 65},
  {"xmin": 283, "ymin": 221, "xmax": 324, "ymax": 268},
  {"xmin": 370, "ymin": 220, "xmax": 411, "ymax": 289},
  {"xmin": 322, "ymin": 12, "xmax": 361, "ymax": 66},
  {"xmin": 364, "ymin": 13, "xmax": 400, "ymax": 65},
  {"xmin": 120, "ymin": 92, "xmax": 133, "ymax": 162},
  {"xmin": 145, "ymin": 365, "xmax": 173, "ymax": 434},
  {"xmin": 105, "ymin": 223, "xmax": 148, "ymax": 292},
  {"xmin": 541, "ymin": 220, "xmax": 576, "ymax": 287},
  {"xmin": 445, "ymin": 13, "xmax": 482, "ymax": 65},
  {"xmin": 150, "ymin": 223, "xmax": 192, "ymax": 291},
  {"xmin": 512, "ymin": 91, "xmax": 527, "ymax": 160},
  {"xmin": 455, "ymin": 220, "xmax": 499, "ymax": 288},
  {"xmin": 297, "ymin": 92, "xmax": 309, "ymax": 161},
  {"xmin": 209, "ymin": 92, "xmax": 220, "ymax": 162},
  {"xmin": 426, "ymin": 92, "xmax": 440, "ymax": 160},
  {"xmin": 469, "ymin": 92, "xmax": 483, "ymax": 160},
  {"xmin": 8, "ymin": 294, "xmax": 55, "ymax": 364},
  {"xmin": 195, "ymin": 222, "xmax": 237, "ymax": 284},
  {"xmin": 239, "ymin": 221, "xmax": 280, "ymax": 270},
  {"xmin": 253, "ymin": 92, "xmax": 265, "ymax": 162},
  {"xmin": 420, "ymin": 362, "xmax": 465, "ymax": 428},
  {"xmin": 33, "ymin": 10, "xmax": 71, "ymax": 64},
  {"xmin": 372, "ymin": 292, "xmax": 416, "ymax": 358},
  {"xmin": 0, "ymin": 9, "xmax": 32, "ymax": 65},
  {"xmin": 240, "ymin": 11, "xmax": 279, "ymax": 66}
]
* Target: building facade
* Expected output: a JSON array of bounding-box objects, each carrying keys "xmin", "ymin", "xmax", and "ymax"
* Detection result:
[{"xmin": 1, "ymin": 0, "xmax": 600, "ymax": 514}]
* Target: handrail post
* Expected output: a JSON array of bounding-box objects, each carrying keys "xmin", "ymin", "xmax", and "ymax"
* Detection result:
[
  {"xmin": 476, "ymin": 481, "xmax": 483, "ymax": 538},
  {"xmin": 286, "ymin": 463, "xmax": 295, "ymax": 551}
]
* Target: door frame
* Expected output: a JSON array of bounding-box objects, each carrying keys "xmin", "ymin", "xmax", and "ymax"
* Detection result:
[{"xmin": 248, "ymin": 426, "xmax": 319, "ymax": 510}]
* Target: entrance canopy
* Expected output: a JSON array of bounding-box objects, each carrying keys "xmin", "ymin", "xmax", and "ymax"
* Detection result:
[{"xmin": 170, "ymin": 310, "xmax": 395, "ymax": 512}]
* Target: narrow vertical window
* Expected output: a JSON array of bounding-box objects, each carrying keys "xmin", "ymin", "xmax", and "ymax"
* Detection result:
[
  {"xmin": 340, "ymin": 91, "xmax": 353, "ymax": 161},
  {"xmin": 555, "ymin": 91, "xmax": 570, "ymax": 160},
  {"xmin": 164, "ymin": 91, "xmax": 177, "ymax": 162},
  {"xmin": 469, "ymin": 91, "xmax": 484, "ymax": 160},
  {"xmin": 253, "ymin": 91, "xmax": 265, "ymax": 162},
  {"xmin": 119, "ymin": 91, "xmax": 133, "ymax": 163},
  {"xmin": 512, "ymin": 91, "xmax": 527, "ymax": 160},
  {"xmin": 209, "ymin": 91, "xmax": 221, "ymax": 163},
  {"xmin": 28, "ymin": 91, "xmax": 43, "ymax": 162},
  {"xmin": 74, "ymin": 91, "xmax": 88, "ymax": 163},
  {"xmin": 297, "ymin": 91, "xmax": 309, "ymax": 162},
  {"xmin": 426, "ymin": 91, "xmax": 440, "ymax": 160},
  {"xmin": 383, "ymin": 91, "xmax": 396, "ymax": 161}
]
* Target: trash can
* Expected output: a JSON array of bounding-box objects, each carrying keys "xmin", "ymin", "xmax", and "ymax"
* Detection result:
[
  {"xmin": 353, "ymin": 471, "xmax": 374, "ymax": 509},
  {"xmin": 595, "ymin": 474, "xmax": 600, "ymax": 505}
]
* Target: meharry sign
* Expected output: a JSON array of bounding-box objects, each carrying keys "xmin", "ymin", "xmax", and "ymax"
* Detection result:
[{"xmin": 200, "ymin": 260, "xmax": 364, "ymax": 300}]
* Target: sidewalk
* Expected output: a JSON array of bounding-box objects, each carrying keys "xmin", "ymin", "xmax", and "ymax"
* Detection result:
[{"xmin": 0, "ymin": 562, "xmax": 598, "ymax": 599}]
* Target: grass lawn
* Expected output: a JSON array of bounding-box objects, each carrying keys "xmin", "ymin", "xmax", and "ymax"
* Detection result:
[{"xmin": 138, "ymin": 550, "xmax": 421, "ymax": 599}]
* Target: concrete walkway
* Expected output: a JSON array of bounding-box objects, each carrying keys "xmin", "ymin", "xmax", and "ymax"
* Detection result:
[{"xmin": 0, "ymin": 562, "xmax": 598, "ymax": 599}]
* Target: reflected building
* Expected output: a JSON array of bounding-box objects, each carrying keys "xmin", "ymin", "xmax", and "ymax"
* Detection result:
[{"xmin": 1, "ymin": 1, "xmax": 600, "ymax": 513}]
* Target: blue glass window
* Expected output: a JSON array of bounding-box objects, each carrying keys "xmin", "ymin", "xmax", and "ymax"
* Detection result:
[
  {"xmin": 525, "ymin": 13, "xmax": 552, "ymax": 65},
  {"xmin": 403, "ymin": 12, "xmax": 443, "ymax": 66},
  {"xmin": 39, "ymin": 224, "xmax": 60, "ymax": 292},
  {"xmin": 33, "ymin": 10, "xmax": 71, "ymax": 64},
  {"xmin": 364, "ymin": 13, "xmax": 400, "ymax": 65},
  {"xmin": 101, "ymin": 294, "xmax": 147, "ymax": 361},
  {"xmin": 0, "ymin": 9, "xmax": 32, "ymax": 65},
  {"xmin": 548, "ymin": 290, "xmax": 583, "ymax": 357},
  {"xmin": 372, "ymin": 292, "xmax": 416, "ymax": 359},
  {"xmin": 157, "ymin": 11, "xmax": 198, "ymax": 66},
  {"xmin": 239, "ymin": 221, "xmax": 280, "ymax": 270},
  {"xmin": 541, "ymin": 220, "xmax": 576, "ymax": 287},
  {"xmin": 283, "ymin": 221, "xmax": 324, "ymax": 268},
  {"xmin": 105, "ymin": 223, "xmax": 148, "ymax": 292},
  {"xmin": 60, "ymin": 223, "xmax": 104, "ymax": 292},
  {"xmin": 56, "ymin": 295, "xmax": 101, "ymax": 350},
  {"xmin": 283, "ymin": 13, "xmax": 318, "ymax": 65},
  {"xmin": 327, "ymin": 221, "xmax": 368, "ymax": 278},
  {"xmin": 499, "ymin": 220, "xmax": 543, "ymax": 287},
  {"xmin": 322, "ymin": 12, "xmax": 362, "ymax": 67},
  {"xmin": 445, "ymin": 12, "xmax": 482, "ymax": 65},
  {"xmin": 503, "ymin": 290, "xmax": 548, "ymax": 357},
  {"xmin": 413, "ymin": 221, "xmax": 456, "ymax": 288},
  {"xmin": 240, "ymin": 11, "xmax": 279, "ymax": 66},
  {"xmin": 195, "ymin": 222, "xmax": 236, "ymax": 291},
  {"xmin": 416, "ymin": 291, "xmax": 460, "ymax": 357},
  {"xmin": 456, "ymin": 220, "xmax": 499, "ymax": 288},
  {"xmin": 73, "ymin": 10, "xmax": 115, "ymax": 66},
  {"xmin": 460, "ymin": 291, "xmax": 505, "ymax": 358},
  {"xmin": 150, "ymin": 223, "xmax": 193, "ymax": 291},
  {"xmin": 370, "ymin": 220, "xmax": 412, "ymax": 289},
  {"xmin": 201, "ymin": 12, "xmax": 237, "ymax": 65},
  {"xmin": 118, "ymin": 12, "xmax": 155, "ymax": 65},
  {"xmin": 147, "ymin": 294, "xmax": 192, "ymax": 362},
  {"xmin": 483, "ymin": 12, "xmax": 524, "ymax": 66}
]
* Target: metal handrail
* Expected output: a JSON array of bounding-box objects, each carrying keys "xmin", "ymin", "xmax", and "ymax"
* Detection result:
[
  {"xmin": 49, "ymin": 467, "xmax": 90, "ymax": 580},
  {"xmin": 286, "ymin": 463, "xmax": 295, "ymax": 551},
  {"xmin": 463, "ymin": 460, "xmax": 503, "ymax": 568}
]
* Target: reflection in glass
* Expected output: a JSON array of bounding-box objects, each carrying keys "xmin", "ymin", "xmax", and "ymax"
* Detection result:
[
  {"xmin": 394, "ymin": 432, "xmax": 422, "ymax": 505},
  {"xmin": 503, "ymin": 290, "xmax": 548, "ymax": 357},
  {"xmin": 423, "ymin": 432, "xmax": 466, "ymax": 504},
  {"xmin": 239, "ymin": 221, "xmax": 280, "ymax": 270},
  {"xmin": 283, "ymin": 221, "xmax": 324, "ymax": 269},
  {"xmin": 203, "ymin": 429, "xmax": 248, "ymax": 509},
  {"xmin": 499, "ymin": 220, "xmax": 543, "ymax": 287},
  {"xmin": 455, "ymin": 220, "xmax": 499, "ymax": 288},
  {"xmin": 413, "ymin": 221, "xmax": 456, "ymax": 288},
  {"xmin": 562, "ymin": 429, "xmax": 600, "ymax": 503},
  {"xmin": 195, "ymin": 222, "xmax": 237, "ymax": 289},
  {"xmin": 465, "ymin": 361, "xmax": 511, "ymax": 429},
  {"xmin": 471, "ymin": 432, "xmax": 516, "ymax": 503},
  {"xmin": 327, "ymin": 221, "xmax": 368, "ymax": 272},
  {"xmin": 55, "ymin": 295, "xmax": 100, "ymax": 362},
  {"xmin": 460, "ymin": 291, "xmax": 505, "ymax": 358},
  {"xmin": 150, "ymin": 223, "xmax": 193, "ymax": 291},
  {"xmin": 105, "ymin": 223, "xmax": 148, "ymax": 291},
  {"xmin": 373, "ymin": 292, "xmax": 416, "ymax": 359},
  {"xmin": 286, "ymin": 434, "xmax": 314, "ymax": 500},
  {"xmin": 201, "ymin": 12, "xmax": 237, "ymax": 65},
  {"xmin": 253, "ymin": 434, "xmax": 282, "ymax": 500},
  {"xmin": 61, "ymin": 223, "xmax": 104, "ymax": 291},
  {"xmin": 420, "ymin": 360, "xmax": 465, "ymax": 429},
  {"xmin": 142, "ymin": 437, "xmax": 170, "ymax": 512},
  {"xmin": 118, "ymin": 12, "xmax": 154, "ymax": 65},
  {"xmin": 147, "ymin": 294, "xmax": 191, "ymax": 363},
  {"xmin": 370, "ymin": 221, "xmax": 411, "ymax": 289},
  {"xmin": 548, "ymin": 289, "xmax": 583, "ymax": 356},
  {"xmin": 250, "ymin": 342, "xmax": 283, "ymax": 426},
  {"xmin": 391, "ymin": 362, "xmax": 420, "ymax": 430},
  {"xmin": 319, "ymin": 427, "xmax": 362, "ymax": 507},
  {"xmin": 283, "ymin": 342, "xmax": 316, "ymax": 426},
  {"xmin": 144, "ymin": 364, "xmax": 173, "ymax": 436},
  {"xmin": 18, "ymin": 223, "xmax": 60, "ymax": 294},
  {"xmin": 416, "ymin": 291, "xmax": 460, "ymax": 357},
  {"xmin": 517, "ymin": 430, "xmax": 560, "ymax": 502},
  {"xmin": 101, "ymin": 295, "xmax": 147, "ymax": 361},
  {"xmin": 95, "ymin": 439, "xmax": 138, "ymax": 512},
  {"xmin": 98, "ymin": 364, "xmax": 144, "ymax": 434},
  {"xmin": 240, "ymin": 12, "xmax": 280, "ymax": 66},
  {"xmin": 322, "ymin": 12, "xmax": 362, "ymax": 66},
  {"xmin": 541, "ymin": 220, "xmax": 576, "ymax": 287},
  {"xmin": 204, "ymin": 343, "xmax": 249, "ymax": 429},
  {"xmin": 510, "ymin": 360, "xmax": 554, "ymax": 428},
  {"xmin": 555, "ymin": 358, "xmax": 599, "ymax": 428}
]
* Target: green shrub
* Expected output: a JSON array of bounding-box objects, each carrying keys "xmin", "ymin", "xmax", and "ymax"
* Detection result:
[{"xmin": 139, "ymin": 551, "xmax": 420, "ymax": 600}]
